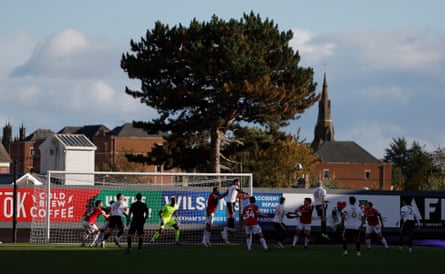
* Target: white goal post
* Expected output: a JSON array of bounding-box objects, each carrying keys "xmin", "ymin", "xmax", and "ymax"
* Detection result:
[{"xmin": 29, "ymin": 171, "xmax": 253, "ymax": 244}]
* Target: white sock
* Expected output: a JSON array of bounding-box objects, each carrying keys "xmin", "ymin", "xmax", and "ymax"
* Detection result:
[
  {"xmin": 246, "ymin": 237, "xmax": 252, "ymax": 250},
  {"xmin": 381, "ymin": 237, "xmax": 388, "ymax": 248},
  {"xmin": 292, "ymin": 235, "xmax": 298, "ymax": 246},
  {"xmin": 259, "ymin": 237, "xmax": 268, "ymax": 250},
  {"xmin": 93, "ymin": 233, "xmax": 99, "ymax": 244},
  {"xmin": 366, "ymin": 239, "xmax": 371, "ymax": 248},
  {"xmin": 223, "ymin": 227, "xmax": 228, "ymax": 239}
]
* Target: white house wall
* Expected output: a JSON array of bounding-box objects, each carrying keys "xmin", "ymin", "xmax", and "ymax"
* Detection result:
[{"xmin": 64, "ymin": 149, "xmax": 95, "ymax": 185}]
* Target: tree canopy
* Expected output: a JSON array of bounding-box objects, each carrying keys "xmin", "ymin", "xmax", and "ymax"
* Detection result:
[
  {"xmin": 384, "ymin": 137, "xmax": 435, "ymax": 190},
  {"xmin": 121, "ymin": 12, "xmax": 319, "ymax": 172},
  {"xmin": 223, "ymin": 127, "xmax": 318, "ymax": 187}
]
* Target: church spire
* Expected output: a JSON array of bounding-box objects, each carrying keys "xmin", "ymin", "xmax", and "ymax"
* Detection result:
[{"xmin": 311, "ymin": 73, "xmax": 334, "ymax": 150}]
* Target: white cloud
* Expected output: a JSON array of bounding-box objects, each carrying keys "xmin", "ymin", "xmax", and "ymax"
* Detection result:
[
  {"xmin": 360, "ymin": 85, "xmax": 408, "ymax": 103},
  {"xmin": 289, "ymin": 28, "xmax": 335, "ymax": 63},
  {"xmin": 316, "ymin": 30, "xmax": 445, "ymax": 76},
  {"xmin": 11, "ymin": 29, "xmax": 122, "ymax": 78},
  {"xmin": 0, "ymin": 28, "xmax": 151, "ymax": 134},
  {"xmin": 46, "ymin": 29, "xmax": 88, "ymax": 57}
]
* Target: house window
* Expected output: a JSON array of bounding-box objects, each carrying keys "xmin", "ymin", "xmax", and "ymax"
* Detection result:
[
  {"xmin": 104, "ymin": 142, "xmax": 108, "ymax": 152},
  {"xmin": 30, "ymin": 148, "xmax": 35, "ymax": 157},
  {"xmin": 49, "ymin": 149, "xmax": 55, "ymax": 156},
  {"xmin": 365, "ymin": 170, "xmax": 371, "ymax": 179},
  {"xmin": 323, "ymin": 169, "xmax": 329, "ymax": 179},
  {"xmin": 156, "ymin": 165, "xmax": 162, "ymax": 173}
]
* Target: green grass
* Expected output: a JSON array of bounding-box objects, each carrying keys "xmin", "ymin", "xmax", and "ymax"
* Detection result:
[{"xmin": 0, "ymin": 243, "xmax": 443, "ymax": 274}]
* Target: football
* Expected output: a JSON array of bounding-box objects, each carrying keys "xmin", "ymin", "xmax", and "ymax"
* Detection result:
[
  {"xmin": 237, "ymin": 192, "xmax": 249, "ymax": 200},
  {"xmin": 295, "ymin": 163, "xmax": 302, "ymax": 171}
]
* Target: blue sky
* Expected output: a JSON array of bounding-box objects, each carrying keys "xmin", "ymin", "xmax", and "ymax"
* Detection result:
[{"xmin": 1, "ymin": 0, "xmax": 444, "ymax": 158}]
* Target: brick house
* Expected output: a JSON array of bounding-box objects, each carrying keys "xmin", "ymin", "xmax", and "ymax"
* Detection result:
[
  {"xmin": 4, "ymin": 122, "xmax": 168, "ymax": 175},
  {"xmin": 2, "ymin": 123, "xmax": 54, "ymax": 174},
  {"xmin": 313, "ymin": 141, "xmax": 392, "ymax": 190},
  {"xmin": 310, "ymin": 74, "xmax": 392, "ymax": 190},
  {"xmin": 59, "ymin": 123, "xmax": 166, "ymax": 172}
]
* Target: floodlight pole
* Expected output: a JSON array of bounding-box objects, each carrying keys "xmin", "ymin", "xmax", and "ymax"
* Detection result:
[{"xmin": 12, "ymin": 160, "xmax": 17, "ymax": 243}]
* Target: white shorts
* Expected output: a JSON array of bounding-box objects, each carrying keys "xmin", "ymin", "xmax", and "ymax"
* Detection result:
[
  {"xmin": 366, "ymin": 224, "xmax": 382, "ymax": 234},
  {"xmin": 82, "ymin": 220, "xmax": 98, "ymax": 233},
  {"xmin": 205, "ymin": 213, "xmax": 214, "ymax": 225},
  {"xmin": 296, "ymin": 222, "xmax": 311, "ymax": 232},
  {"xmin": 245, "ymin": 224, "xmax": 262, "ymax": 235}
]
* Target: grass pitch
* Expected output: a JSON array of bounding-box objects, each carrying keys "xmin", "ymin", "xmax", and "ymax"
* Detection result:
[{"xmin": 0, "ymin": 243, "xmax": 443, "ymax": 274}]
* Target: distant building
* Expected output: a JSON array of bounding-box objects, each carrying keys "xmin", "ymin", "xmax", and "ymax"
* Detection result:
[
  {"xmin": 59, "ymin": 123, "xmax": 167, "ymax": 173},
  {"xmin": 39, "ymin": 134, "xmax": 96, "ymax": 185},
  {"xmin": 2, "ymin": 123, "xmax": 53, "ymax": 174},
  {"xmin": 311, "ymin": 74, "xmax": 392, "ymax": 190},
  {"xmin": 3, "ymin": 122, "xmax": 169, "ymax": 176},
  {"xmin": 0, "ymin": 142, "xmax": 11, "ymax": 174},
  {"xmin": 314, "ymin": 141, "xmax": 392, "ymax": 190}
]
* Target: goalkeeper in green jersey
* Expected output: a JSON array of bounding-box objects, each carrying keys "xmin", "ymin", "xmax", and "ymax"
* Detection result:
[{"xmin": 150, "ymin": 197, "xmax": 181, "ymax": 244}]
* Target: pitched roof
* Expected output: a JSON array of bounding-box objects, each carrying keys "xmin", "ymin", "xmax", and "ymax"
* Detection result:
[
  {"xmin": 25, "ymin": 129, "xmax": 54, "ymax": 142},
  {"xmin": 54, "ymin": 134, "xmax": 96, "ymax": 149},
  {"xmin": 58, "ymin": 126, "xmax": 82, "ymax": 134},
  {"xmin": 110, "ymin": 123, "xmax": 162, "ymax": 137},
  {"xmin": 75, "ymin": 125, "xmax": 109, "ymax": 138},
  {"xmin": 0, "ymin": 142, "xmax": 11, "ymax": 163},
  {"xmin": 315, "ymin": 141, "xmax": 380, "ymax": 163},
  {"xmin": 58, "ymin": 125, "xmax": 109, "ymax": 138}
]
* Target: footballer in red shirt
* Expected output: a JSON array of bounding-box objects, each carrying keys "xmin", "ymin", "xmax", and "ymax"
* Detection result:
[
  {"xmin": 81, "ymin": 200, "xmax": 109, "ymax": 247},
  {"xmin": 243, "ymin": 196, "xmax": 270, "ymax": 251},
  {"xmin": 292, "ymin": 197, "xmax": 313, "ymax": 249},
  {"xmin": 202, "ymin": 187, "xmax": 227, "ymax": 247},
  {"xmin": 363, "ymin": 201, "xmax": 388, "ymax": 250}
]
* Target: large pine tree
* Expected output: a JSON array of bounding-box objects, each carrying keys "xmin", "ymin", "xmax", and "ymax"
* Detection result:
[{"xmin": 121, "ymin": 12, "xmax": 318, "ymax": 172}]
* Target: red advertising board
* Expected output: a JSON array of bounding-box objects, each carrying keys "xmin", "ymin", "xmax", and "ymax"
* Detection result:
[{"xmin": 0, "ymin": 188, "xmax": 100, "ymax": 222}]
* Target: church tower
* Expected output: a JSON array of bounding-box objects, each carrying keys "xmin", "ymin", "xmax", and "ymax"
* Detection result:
[
  {"xmin": 19, "ymin": 123, "xmax": 26, "ymax": 141},
  {"xmin": 311, "ymin": 73, "xmax": 334, "ymax": 150},
  {"xmin": 2, "ymin": 122, "xmax": 12, "ymax": 152}
]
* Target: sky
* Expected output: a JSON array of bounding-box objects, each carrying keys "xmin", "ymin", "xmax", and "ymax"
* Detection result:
[{"xmin": 1, "ymin": 0, "xmax": 445, "ymax": 159}]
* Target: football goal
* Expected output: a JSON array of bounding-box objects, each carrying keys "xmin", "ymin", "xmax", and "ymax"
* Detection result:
[{"xmin": 29, "ymin": 171, "xmax": 253, "ymax": 245}]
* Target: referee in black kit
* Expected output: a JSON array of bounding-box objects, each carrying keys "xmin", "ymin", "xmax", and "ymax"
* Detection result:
[{"xmin": 126, "ymin": 193, "xmax": 149, "ymax": 254}]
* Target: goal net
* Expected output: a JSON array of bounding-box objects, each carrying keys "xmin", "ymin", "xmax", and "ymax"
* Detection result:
[{"xmin": 29, "ymin": 171, "xmax": 253, "ymax": 245}]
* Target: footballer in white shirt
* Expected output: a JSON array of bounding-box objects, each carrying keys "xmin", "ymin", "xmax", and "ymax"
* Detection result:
[{"xmin": 340, "ymin": 196, "xmax": 364, "ymax": 256}]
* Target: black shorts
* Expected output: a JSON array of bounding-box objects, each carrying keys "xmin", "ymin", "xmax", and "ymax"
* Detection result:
[
  {"xmin": 128, "ymin": 220, "xmax": 145, "ymax": 235},
  {"xmin": 108, "ymin": 216, "xmax": 124, "ymax": 229},
  {"xmin": 401, "ymin": 220, "xmax": 415, "ymax": 234},
  {"xmin": 273, "ymin": 222, "xmax": 287, "ymax": 233},
  {"xmin": 315, "ymin": 204, "xmax": 326, "ymax": 217},
  {"xmin": 226, "ymin": 202, "xmax": 235, "ymax": 216},
  {"xmin": 343, "ymin": 228, "xmax": 360, "ymax": 240}
]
